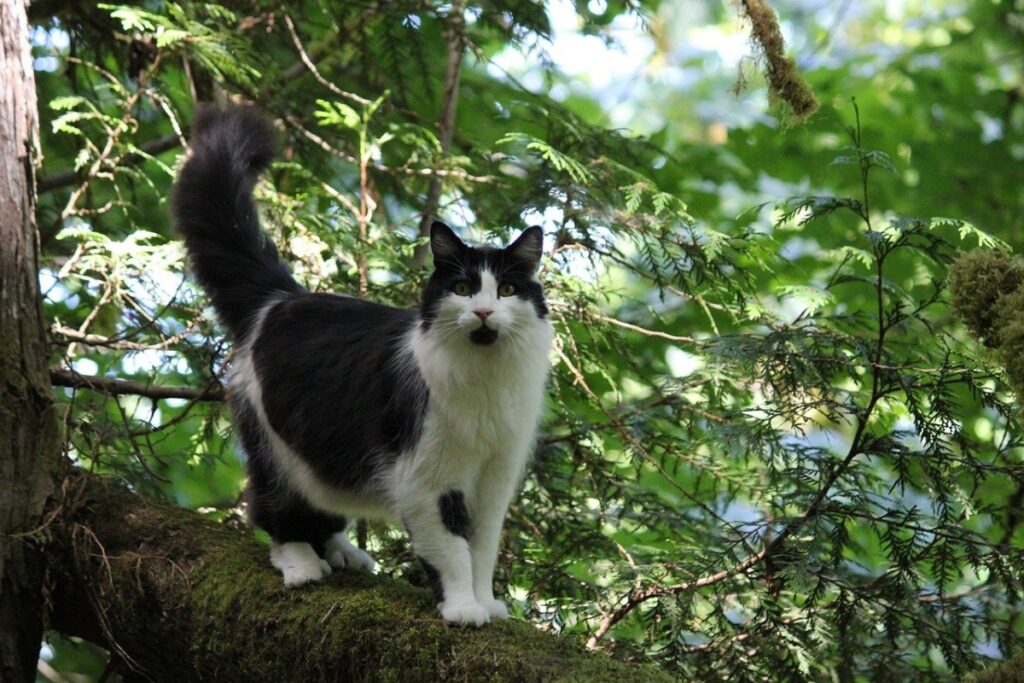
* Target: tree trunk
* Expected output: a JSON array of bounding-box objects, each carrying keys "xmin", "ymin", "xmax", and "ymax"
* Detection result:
[
  {"xmin": 50, "ymin": 473, "xmax": 669, "ymax": 682},
  {"xmin": 0, "ymin": 1, "xmax": 62, "ymax": 681}
]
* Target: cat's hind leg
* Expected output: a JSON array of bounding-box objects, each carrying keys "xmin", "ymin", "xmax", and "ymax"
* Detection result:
[
  {"xmin": 239, "ymin": 400, "xmax": 344, "ymax": 586},
  {"xmin": 268, "ymin": 539, "xmax": 330, "ymax": 586},
  {"xmin": 250, "ymin": 489, "xmax": 344, "ymax": 587},
  {"xmin": 324, "ymin": 530, "xmax": 376, "ymax": 571}
]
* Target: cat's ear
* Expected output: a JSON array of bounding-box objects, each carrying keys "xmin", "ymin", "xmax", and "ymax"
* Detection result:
[
  {"xmin": 507, "ymin": 226, "xmax": 544, "ymax": 273},
  {"xmin": 430, "ymin": 221, "xmax": 465, "ymax": 267}
]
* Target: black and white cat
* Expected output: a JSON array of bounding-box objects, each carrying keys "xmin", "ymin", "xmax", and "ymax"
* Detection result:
[{"xmin": 172, "ymin": 107, "xmax": 552, "ymax": 625}]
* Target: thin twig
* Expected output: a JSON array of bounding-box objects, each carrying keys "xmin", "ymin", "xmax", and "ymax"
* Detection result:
[
  {"xmin": 38, "ymin": 134, "xmax": 181, "ymax": 194},
  {"xmin": 282, "ymin": 13, "xmax": 372, "ymax": 106},
  {"xmin": 586, "ymin": 549, "xmax": 768, "ymax": 648},
  {"xmin": 284, "ymin": 114, "xmax": 492, "ymax": 182},
  {"xmin": 51, "ymin": 324, "xmax": 199, "ymax": 352}
]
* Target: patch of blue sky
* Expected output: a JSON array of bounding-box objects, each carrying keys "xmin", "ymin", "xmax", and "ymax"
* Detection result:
[
  {"xmin": 71, "ymin": 357, "xmax": 98, "ymax": 376},
  {"xmin": 31, "ymin": 23, "xmax": 70, "ymax": 72}
]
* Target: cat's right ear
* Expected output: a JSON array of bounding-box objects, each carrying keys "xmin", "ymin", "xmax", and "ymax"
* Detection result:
[{"xmin": 430, "ymin": 221, "xmax": 465, "ymax": 267}]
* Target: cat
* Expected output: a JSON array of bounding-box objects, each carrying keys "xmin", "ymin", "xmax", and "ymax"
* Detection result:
[{"xmin": 172, "ymin": 106, "xmax": 552, "ymax": 625}]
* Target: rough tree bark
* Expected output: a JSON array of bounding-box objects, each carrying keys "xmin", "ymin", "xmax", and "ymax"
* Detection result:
[
  {"xmin": 49, "ymin": 474, "xmax": 669, "ymax": 682},
  {"xmin": 0, "ymin": 1, "xmax": 62, "ymax": 681}
]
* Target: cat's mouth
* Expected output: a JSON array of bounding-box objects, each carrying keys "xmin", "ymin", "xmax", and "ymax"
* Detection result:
[{"xmin": 469, "ymin": 325, "xmax": 499, "ymax": 346}]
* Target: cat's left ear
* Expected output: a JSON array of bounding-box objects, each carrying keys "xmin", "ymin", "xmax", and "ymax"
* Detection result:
[{"xmin": 507, "ymin": 226, "xmax": 544, "ymax": 273}]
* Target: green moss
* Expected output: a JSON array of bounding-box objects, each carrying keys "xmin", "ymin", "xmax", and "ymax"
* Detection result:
[
  {"xmin": 947, "ymin": 250, "xmax": 1024, "ymax": 403},
  {"xmin": 64, "ymin": 478, "xmax": 668, "ymax": 682},
  {"xmin": 965, "ymin": 654, "xmax": 1024, "ymax": 683},
  {"xmin": 737, "ymin": 0, "xmax": 819, "ymax": 121},
  {"xmin": 948, "ymin": 250, "xmax": 1024, "ymax": 347},
  {"xmin": 995, "ymin": 287, "xmax": 1024, "ymax": 400}
]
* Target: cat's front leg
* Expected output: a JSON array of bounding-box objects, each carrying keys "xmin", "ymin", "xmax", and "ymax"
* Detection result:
[
  {"xmin": 469, "ymin": 454, "xmax": 526, "ymax": 620},
  {"xmin": 469, "ymin": 510, "xmax": 510, "ymax": 620},
  {"xmin": 405, "ymin": 491, "xmax": 489, "ymax": 626}
]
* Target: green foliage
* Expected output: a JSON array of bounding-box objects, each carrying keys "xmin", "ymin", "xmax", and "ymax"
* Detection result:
[{"xmin": 30, "ymin": 0, "xmax": 1024, "ymax": 681}]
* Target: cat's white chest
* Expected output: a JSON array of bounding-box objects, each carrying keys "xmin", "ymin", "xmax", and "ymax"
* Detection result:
[
  {"xmin": 401, "ymin": 322, "xmax": 552, "ymax": 490},
  {"xmin": 434, "ymin": 378, "xmax": 538, "ymax": 453}
]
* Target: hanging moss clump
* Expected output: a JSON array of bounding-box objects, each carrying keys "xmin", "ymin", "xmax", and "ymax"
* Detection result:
[
  {"xmin": 736, "ymin": 0, "xmax": 819, "ymax": 121},
  {"xmin": 948, "ymin": 250, "xmax": 1024, "ymax": 401}
]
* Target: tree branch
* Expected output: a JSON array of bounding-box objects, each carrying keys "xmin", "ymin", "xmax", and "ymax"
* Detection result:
[
  {"xmin": 281, "ymin": 12, "xmax": 372, "ymax": 107},
  {"xmin": 48, "ymin": 473, "xmax": 670, "ymax": 682},
  {"xmin": 37, "ymin": 133, "xmax": 181, "ymax": 195},
  {"xmin": 50, "ymin": 368, "xmax": 224, "ymax": 402},
  {"xmin": 736, "ymin": 0, "xmax": 819, "ymax": 119},
  {"xmin": 586, "ymin": 548, "xmax": 768, "ymax": 648}
]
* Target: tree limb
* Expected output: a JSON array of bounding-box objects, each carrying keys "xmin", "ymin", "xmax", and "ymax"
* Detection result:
[
  {"xmin": 48, "ymin": 473, "xmax": 670, "ymax": 682},
  {"xmin": 37, "ymin": 133, "xmax": 181, "ymax": 195},
  {"xmin": 50, "ymin": 368, "xmax": 225, "ymax": 402},
  {"xmin": 735, "ymin": 0, "xmax": 818, "ymax": 119}
]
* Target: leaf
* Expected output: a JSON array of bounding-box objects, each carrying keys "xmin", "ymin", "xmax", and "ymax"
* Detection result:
[
  {"xmin": 928, "ymin": 217, "xmax": 1009, "ymax": 251},
  {"xmin": 50, "ymin": 95, "xmax": 86, "ymax": 111},
  {"xmin": 834, "ymin": 246, "xmax": 874, "ymax": 269},
  {"xmin": 155, "ymin": 27, "xmax": 190, "ymax": 47},
  {"xmin": 315, "ymin": 100, "xmax": 361, "ymax": 129},
  {"xmin": 777, "ymin": 285, "xmax": 837, "ymax": 315},
  {"xmin": 101, "ymin": 5, "xmax": 158, "ymax": 32},
  {"xmin": 497, "ymin": 132, "xmax": 593, "ymax": 183}
]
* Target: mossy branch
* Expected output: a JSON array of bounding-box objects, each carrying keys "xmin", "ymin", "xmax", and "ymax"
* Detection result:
[
  {"xmin": 736, "ymin": 0, "xmax": 819, "ymax": 120},
  {"xmin": 948, "ymin": 250, "xmax": 1024, "ymax": 401},
  {"xmin": 47, "ymin": 473, "xmax": 669, "ymax": 682}
]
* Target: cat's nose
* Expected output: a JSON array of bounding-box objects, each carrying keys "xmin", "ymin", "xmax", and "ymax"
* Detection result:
[{"xmin": 473, "ymin": 309, "xmax": 493, "ymax": 321}]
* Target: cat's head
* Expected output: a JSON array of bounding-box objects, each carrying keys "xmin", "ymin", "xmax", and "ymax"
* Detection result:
[{"xmin": 420, "ymin": 222, "xmax": 548, "ymax": 347}]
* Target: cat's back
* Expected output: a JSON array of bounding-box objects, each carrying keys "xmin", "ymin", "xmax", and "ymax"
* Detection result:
[
  {"xmin": 258, "ymin": 292, "xmax": 415, "ymax": 346},
  {"xmin": 251, "ymin": 292, "xmax": 417, "ymax": 393},
  {"xmin": 242, "ymin": 292, "xmax": 427, "ymax": 489}
]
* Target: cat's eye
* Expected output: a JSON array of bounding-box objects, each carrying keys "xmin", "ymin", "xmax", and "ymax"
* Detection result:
[
  {"xmin": 452, "ymin": 281, "xmax": 471, "ymax": 296},
  {"xmin": 498, "ymin": 283, "xmax": 516, "ymax": 297}
]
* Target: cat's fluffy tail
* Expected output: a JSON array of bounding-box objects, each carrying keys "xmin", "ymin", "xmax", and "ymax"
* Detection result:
[{"xmin": 172, "ymin": 106, "xmax": 302, "ymax": 341}]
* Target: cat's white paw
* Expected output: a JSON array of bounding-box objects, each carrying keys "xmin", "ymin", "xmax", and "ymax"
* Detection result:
[
  {"xmin": 270, "ymin": 541, "xmax": 330, "ymax": 587},
  {"xmin": 479, "ymin": 598, "xmax": 509, "ymax": 620},
  {"xmin": 324, "ymin": 533, "xmax": 376, "ymax": 571},
  {"xmin": 439, "ymin": 600, "xmax": 491, "ymax": 626}
]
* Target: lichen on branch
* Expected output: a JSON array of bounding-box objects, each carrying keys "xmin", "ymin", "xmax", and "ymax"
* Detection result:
[
  {"xmin": 735, "ymin": 0, "xmax": 819, "ymax": 120},
  {"xmin": 948, "ymin": 249, "xmax": 1024, "ymax": 401}
]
